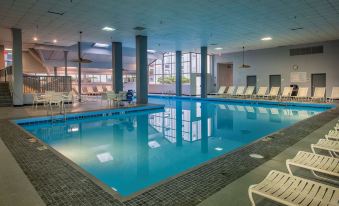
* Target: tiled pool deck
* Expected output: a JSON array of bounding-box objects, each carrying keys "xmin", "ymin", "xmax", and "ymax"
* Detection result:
[{"xmin": 0, "ymin": 100, "xmax": 338, "ymax": 206}]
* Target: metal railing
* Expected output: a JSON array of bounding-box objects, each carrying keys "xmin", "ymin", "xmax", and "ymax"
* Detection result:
[
  {"xmin": 23, "ymin": 75, "xmax": 72, "ymax": 93},
  {"xmin": 0, "ymin": 66, "xmax": 12, "ymax": 82}
]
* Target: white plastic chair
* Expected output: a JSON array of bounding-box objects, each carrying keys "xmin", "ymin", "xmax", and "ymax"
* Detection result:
[
  {"xmin": 280, "ymin": 87, "xmax": 292, "ymax": 101},
  {"xmin": 248, "ymin": 170, "xmax": 339, "ymax": 206},
  {"xmin": 311, "ymin": 87, "xmax": 326, "ymax": 102},
  {"xmin": 224, "ymin": 86, "xmax": 235, "ymax": 97},
  {"xmin": 32, "ymin": 93, "xmax": 47, "ymax": 109},
  {"xmin": 328, "ymin": 87, "xmax": 339, "ymax": 102},
  {"xmin": 254, "ymin": 87, "xmax": 267, "ymax": 98},
  {"xmin": 241, "ymin": 86, "xmax": 255, "ymax": 98},
  {"xmin": 286, "ymin": 151, "xmax": 339, "ymax": 184},
  {"xmin": 209, "ymin": 86, "xmax": 227, "ymax": 96},
  {"xmin": 293, "ymin": 87, "xmax": 308, "ymax": 101},
  {"xmin": 325, "ymin": 129, "xmax": 339, "ymax": 141},
  {"xmin": 264, "ymin": 87, "xmax": 280, "ymax": 99},
  {"xmin": 234, "ymin": 86, "xmax": 245, "ymax": 96},
  {"xmin": 311, "ymin": 139, "xmax": 339, "ymax": 158}
]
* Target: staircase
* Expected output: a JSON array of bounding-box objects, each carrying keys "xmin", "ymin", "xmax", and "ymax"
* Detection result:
[{"xmin": 0, "ymin": 82, "xmax": 12, "ymax": 107}]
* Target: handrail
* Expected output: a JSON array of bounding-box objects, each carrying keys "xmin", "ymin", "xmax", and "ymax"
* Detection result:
[{"xmin": 23, "ymin": 75, "xmax": 71, "ymax": 93}]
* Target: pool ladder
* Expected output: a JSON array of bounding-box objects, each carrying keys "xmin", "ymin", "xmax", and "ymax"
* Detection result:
[{"xmin": 47, "ymin": 103, "xmax": 67, "ymax": 122}]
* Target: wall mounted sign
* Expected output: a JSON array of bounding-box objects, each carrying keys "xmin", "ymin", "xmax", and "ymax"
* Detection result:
[{"xmin": 290, "ymin": 72, "xmax": 307, "ymax": 83}]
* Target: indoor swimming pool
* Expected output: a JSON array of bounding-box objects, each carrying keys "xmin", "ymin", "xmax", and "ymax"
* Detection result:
[{"xmin": 17, "ymin": 97, "xmax": 331, "ymax": 197}]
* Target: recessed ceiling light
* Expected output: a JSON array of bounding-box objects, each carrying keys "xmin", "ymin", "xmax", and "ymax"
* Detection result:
[
  {"xmin": 214, "ymin": 47, "xmax": 223, "ymax": 50},
  {"xmin": 5, "ymin": 48, "xmax": 12, "ymax": 51},
  {"xmin": 53, "ymin": 39, "xmax": 58, "ymax": 43},
  {"xmin": 102, "ymin": 26, "xmax": 115, "ymax": 31},
  {"xmin": 33, "ymin": 37, "xmax": 38, "ymax": 41},
  {"xmin": 261, "ymin": 37, "xmax": 272, "ymax": 41},
  {"xmin": 93, "ymin": 43, "xmax": 109, "ymax": 48},
  {"xmin": 147, "ymin": 49, "xmax": 156, "ymax": 53}
]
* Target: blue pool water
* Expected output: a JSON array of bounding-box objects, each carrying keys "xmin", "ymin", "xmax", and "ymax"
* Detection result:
[{"xmin": 19, "ymin": 97, "xmax": 329, "ymax": 196}]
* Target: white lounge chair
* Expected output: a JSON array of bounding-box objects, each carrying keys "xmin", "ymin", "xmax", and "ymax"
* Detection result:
[
  {"xmin": 240, "ymin": 86, "xmax": 255, "ymax": 98},
  {"xmin": 328, "ymin": 87, "xmax": 339, "ymax": 102},
  {"xmin": 286, "ymin": 151, "xmax": 339, "ymax": 184},
  {"xmin": 311, "ymin": 87, "xmax": 326, "ymax": 102},
  {"xmin": 209, "ymin": 86, "xmax": 226, "ymax": 96},
  {"xmin": 233, "ymin": 86, "xmax": 245, "ymax": 97},
  {"xmin": 311, "ymin": 139, "xmax": 339, "ymax": 158},
  {"xmin": 224, "ymin": 86, "xmax": 235, "ymax": 97},
  {"xmin": 325, "ymin": 129, "xmax": 339, "ymax": 141},
  {"xmin": 264, "ymin": 87, "xmax": 280, "ymax": 99},
  {"xmin": 253, "ymin": 87, "xmax": 267, "ymax": 99},
  {"xmin": 248, "ymin": 170, "xmax": 339, "ymax": 206},
  {"xmin": 279, "ymin": 87, "xmax": 292, "ymax": 101},
  {"xmin": 293, "ymin": 87, "xmax": 308, "ymax": 101}
]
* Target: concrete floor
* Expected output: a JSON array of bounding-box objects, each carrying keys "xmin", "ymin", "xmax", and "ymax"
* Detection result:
[{"xmin": 198, "ymin": 116, "xmax": 339, "ymax": 206}]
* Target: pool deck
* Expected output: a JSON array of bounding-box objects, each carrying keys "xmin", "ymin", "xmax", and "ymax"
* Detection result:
[{"xmin": 0, "ymin": 99, "xmax": 338, "ymax": 206}]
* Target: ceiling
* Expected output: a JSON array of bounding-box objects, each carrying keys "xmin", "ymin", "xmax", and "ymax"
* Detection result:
[{"xmin": 0, "ymin": 0, "xmax": 339, "ymax": 53}]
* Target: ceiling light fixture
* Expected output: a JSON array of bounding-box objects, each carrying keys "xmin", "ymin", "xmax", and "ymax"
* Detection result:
[
  {"xmin": 239, "ymin": 46, "xmax": 251, "ymax": 69},
  {"xmin": 53, "ymin": 39, "xmax": 58, "ymax": 43},
  {"xmin": 102, "ymin": 26, "xmax": 115, "ymax": 31},
  {"xmin": 147, "ymin": 49, "xmax": 156, "ymax": 53},
  {"xmin": 214, "ymin": 47, "xmax": 223, "ymax": 50},
  {"xmin": 5, "ymin": 48, "xmax": 12, "ymax": 51},
  {"xmin": 261, "ymin": 37, "xmax": 272, "ymax": 41},
  {"xmin": 93, "ymin": 43, "xmax": 109, "ymax": 48},
  {"xmin": 33, "ymin": 37, "xmax": 38, "ymax": 41}
]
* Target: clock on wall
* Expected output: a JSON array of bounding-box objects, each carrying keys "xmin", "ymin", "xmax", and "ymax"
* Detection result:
[{"xmin": 292, "ymin": 64, "xmax": 299, "ymax": 71}]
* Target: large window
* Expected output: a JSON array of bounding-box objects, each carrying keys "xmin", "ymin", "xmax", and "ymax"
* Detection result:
[{"xmin": 148, "ymin": 52, "xmax": 211, "ymax": 85}]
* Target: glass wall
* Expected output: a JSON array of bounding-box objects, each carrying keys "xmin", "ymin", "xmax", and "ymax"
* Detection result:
[{"xmin": 149, "ymin": 52, "xmax": 212, "ymax": 85}]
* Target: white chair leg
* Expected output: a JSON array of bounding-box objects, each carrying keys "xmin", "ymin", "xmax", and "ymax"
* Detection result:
[{"xmin": 248, "ymin": 187, "xmax": 256, "ymax": 206}]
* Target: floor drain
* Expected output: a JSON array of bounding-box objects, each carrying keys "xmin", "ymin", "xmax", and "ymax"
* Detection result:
[
  {"xmin": 37, "ymin": 146, "xmax": 48, "ymax": 151},
  {"xmin": 250, "ymin": 154, "xmax": 264, "ymax": 159},
  {"xmin": 28, "ymin": 138, "xmax": 37, "ymax": 143}
]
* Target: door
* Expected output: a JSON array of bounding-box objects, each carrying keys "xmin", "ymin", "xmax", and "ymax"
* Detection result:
[
  {"xmin": 311, "ymin": 73, "xmax": 326, "ymax": 96},
  {"xmin": 217, "ymin": 63, "xmax": 233, "ymax": 87},
  {"xmin": 269, "ymin": 75, "xmax": 281, "ymax": 90},
  {"xmin": 246, "ymin": 75, "xmax": 256, "ymax": 88}
]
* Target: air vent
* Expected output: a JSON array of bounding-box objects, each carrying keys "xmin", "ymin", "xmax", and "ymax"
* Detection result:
[
  {"xmin": 290, "ymin": 46, "xmax": 323, "ymax": 56},
  {"xmin": 133, "ymin": 26, "xmax": 146, "ymax": 31}
]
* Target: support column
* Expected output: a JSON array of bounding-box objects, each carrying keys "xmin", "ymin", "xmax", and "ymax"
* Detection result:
[
  {"xmin": 11, "ymin": 28, "xmax": 23, "ymax": 106},
  {"xmin": 54, "ymin": 66, "xmax": 57, "ymax": 76},
  {"xmin": 136, "ymin": 35, "xmax": 148, "ymax": 104},
  {"xmin": 112, "ymin": 42, "xmax": 123, "ymax": 93},
  {"xmin": 200, "ymin": 46, "xmax": 207, "ymax": 98},
  {"xmin": 201, "ymin": 102, "xmax": 208, "ymax": 153},
  {"xmin": 0, "ymin": 45, "xmax": 5, "ymax": 69},
  {"xmin": 64, "ymin": 51, "xmax": 68, "ymax": 76},
  {"xmin": 175, "ymin": 51, "xmax": 182, "ymax": 96},
  {"xmin": 77, "ymin": 41, "xmax": 82, "ymax": 101}
]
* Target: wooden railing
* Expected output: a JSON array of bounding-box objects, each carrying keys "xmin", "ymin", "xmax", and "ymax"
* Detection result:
[{"xmin": 23, "ymin": 75, "xmax": 71, "ymax": 93}]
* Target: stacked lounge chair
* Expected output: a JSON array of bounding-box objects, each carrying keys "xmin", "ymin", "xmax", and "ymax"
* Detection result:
[
  {"xmin": 249, "ymin": 121, "xmax": 339, "ymax": 205},
  {"xmin": 224, "ymin": 86, "xmax": 236, "ymax": 97},
  {"xmin": 311, "ymin": 87, "xmax": 326, "ymax": 102},
  {"xmin": 279, "ymin": 87, "xmax": 292, "ymax": 101},
  {"xmin": 240, "ymin": 86, "xmax": 255, "ymax": 98},
  {"xmin": 253, "ymin": 87, "xmax": 267, "ymax": 99},
  {"xmin": 264, "ymin": 87, "xmax": 280, "ymax": 99},
  {"xmin": 209, "ymin": 86, "xmax": 227, "ymax": 96}
]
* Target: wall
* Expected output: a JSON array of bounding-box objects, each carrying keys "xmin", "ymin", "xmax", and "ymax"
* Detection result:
[
  {"xmin": 213, "ymin": 40, "xmax": 339, "ymax": 97},
  {"xmin": 22, "ymin": 51, "xmax": 47, "ymax": 74}
]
